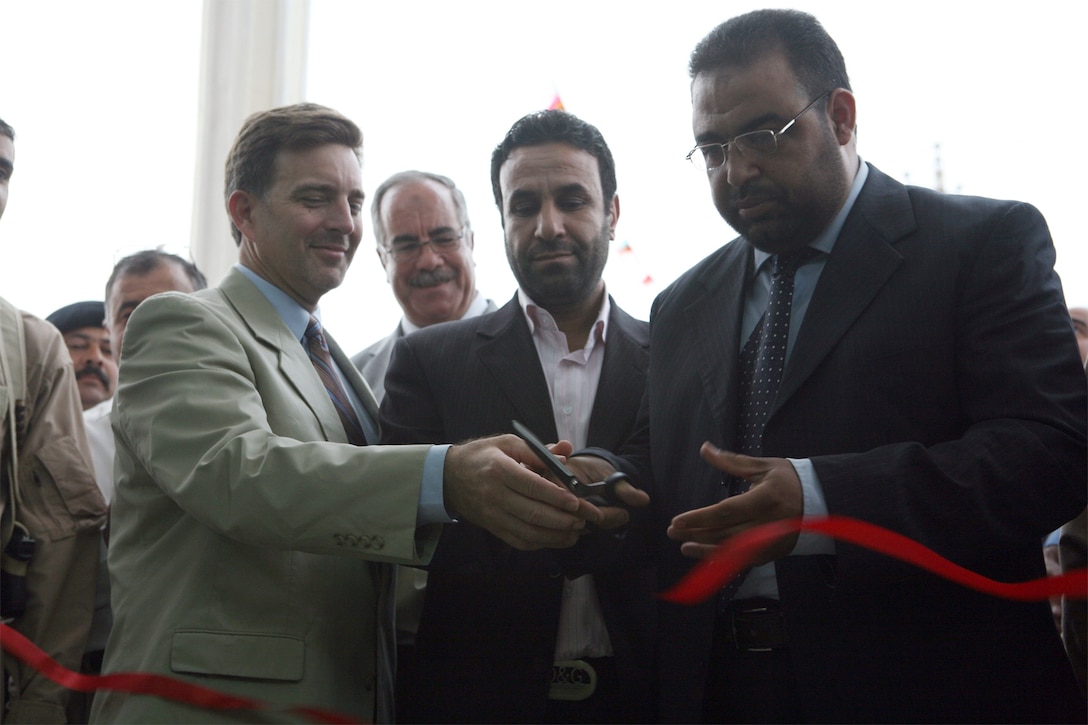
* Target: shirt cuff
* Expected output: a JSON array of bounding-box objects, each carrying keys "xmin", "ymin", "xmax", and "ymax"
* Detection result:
[
  {"xmin": 788, "ymin": 457, "xmax": 835, "ymax": 555},
  {"xmin": 419, "ymin": 444, "xmax": 455, "ymax": 525}
]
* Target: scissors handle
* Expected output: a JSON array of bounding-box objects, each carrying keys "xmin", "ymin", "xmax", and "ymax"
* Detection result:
[{"xmin": 574, "ymin": 471, "xmax": 628, "ymax": 506}]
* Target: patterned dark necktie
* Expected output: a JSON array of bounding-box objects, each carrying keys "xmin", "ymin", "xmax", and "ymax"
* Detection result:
[
  {"xmin": 304, "ymin": 316, "xmax": 368, "ymax": 446},
  {"xmin": 733, "ymin": 247, "xmax": 818, "ymax": 488},
  {"xmin": 720, "ymin": 247, "xmax": 817, "ymax": 608}
]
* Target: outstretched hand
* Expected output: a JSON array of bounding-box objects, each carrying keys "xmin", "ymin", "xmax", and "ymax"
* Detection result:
[{"xmin": 667, "ymin": 442, "xmax": 803, "ymax": 561}]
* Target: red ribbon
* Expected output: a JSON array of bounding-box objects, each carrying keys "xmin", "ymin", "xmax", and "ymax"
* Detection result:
[
  {"xmin": 660, "ymin": 515, "xmax": 1088, "ymax": 605},
  {"xmin": 3, "ymin": 516, "xmax": 1084, "ymax": 719},
  {"xmin": 0, "ymin": 623, "xmax": 360, "ymax": 724}
]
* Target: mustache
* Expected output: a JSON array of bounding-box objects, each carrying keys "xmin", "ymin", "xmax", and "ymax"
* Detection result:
[
  {"xmin": 408, "ymin": 268, "xmax": 457, "ymax": 288},
  {"xmin": 76, "ymin": 365, "xmax": 111, "ymax": 390},
  {"xmin": 731, "ymin": 182, "xmax": 782, "ymax": 204}
]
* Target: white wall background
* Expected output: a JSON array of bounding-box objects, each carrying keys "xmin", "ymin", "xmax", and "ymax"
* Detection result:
[{"xmin": 2, "ymin": 0, "xmax": 1084, "ymax": 355}]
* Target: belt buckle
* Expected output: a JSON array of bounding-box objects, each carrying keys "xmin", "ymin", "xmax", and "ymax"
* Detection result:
[
  {"xmin": 732, "ymin": 605, "xmax": 774, "ymax": 653},
  {"xmin": 549, "ymin": 659, "xmax": 597, "ymax": 701}
]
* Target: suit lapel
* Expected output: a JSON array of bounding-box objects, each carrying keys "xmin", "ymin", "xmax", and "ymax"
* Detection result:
[
  {"xmin": 476, "ymin": 297, "xmax": 558, "ymax": 439},
  {"xmin": 587, "ymin": 302, "xmax": 649, "ymax": 448},
  {"xmin": 777, "ymin": 165, "xmax": 913, "ymax": 408},
  {"xmin": 687, "ymin": 243, "xmax": 751, "ymax": 444},
  {"xmin": 218, "ymin": 269, "xmax": 348, "ymax": 444}
]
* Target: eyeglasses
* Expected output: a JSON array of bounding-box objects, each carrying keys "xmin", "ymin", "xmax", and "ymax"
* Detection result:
[
  {"xmin": 384, "ymin": 227, "xmax": 466, "ymax": 263},
  {"xmin": 685, "ymin": 92, "xmax": 830, "ymax": 171}
]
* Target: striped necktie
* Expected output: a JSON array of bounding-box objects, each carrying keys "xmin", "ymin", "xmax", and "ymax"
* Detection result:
[{"xmin": 304, "ymin": 316, "xmax": 367, "ymax": 446}]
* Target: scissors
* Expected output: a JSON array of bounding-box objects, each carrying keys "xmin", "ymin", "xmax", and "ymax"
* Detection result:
[{"xmin": 511, "ymin": 420, "xmax": 628, "ymax": 506}]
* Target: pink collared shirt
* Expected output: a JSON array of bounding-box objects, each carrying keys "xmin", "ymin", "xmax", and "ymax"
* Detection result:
[{"xmin": 518, "ymin": 288, "xmax": 614, "ymax": 660}]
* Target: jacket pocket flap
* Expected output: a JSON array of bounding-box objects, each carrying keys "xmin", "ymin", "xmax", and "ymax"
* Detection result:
[
  {"xmin": 171, "ymin": 630, "xmax": 304, "ymax": 681},
  {"xmin": 21, "ymin": 435, "xmax": 106, "ymax": 540}
]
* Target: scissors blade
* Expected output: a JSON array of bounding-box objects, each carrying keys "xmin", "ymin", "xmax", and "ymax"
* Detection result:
[{"xmin": 511, "ymin": 420, "xmax": 582, "ymax": 492}]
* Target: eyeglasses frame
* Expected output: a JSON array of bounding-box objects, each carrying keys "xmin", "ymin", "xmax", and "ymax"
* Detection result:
[
  {"xmin": 685, "ymin": 91, "xmax": 832, "ymax": 170},
  {"xmin": 381, "ymin": 225, "xmax": 468, "ymax": 264}
]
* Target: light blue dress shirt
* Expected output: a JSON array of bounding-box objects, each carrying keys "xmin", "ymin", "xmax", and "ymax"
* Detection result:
[
  {"xmin": 733, "ymin": 161, "xmax": 869, "ymax": 600},
  {"xmin": 236, "ymin": 265, "xmax": 451, "ymax": 524}
]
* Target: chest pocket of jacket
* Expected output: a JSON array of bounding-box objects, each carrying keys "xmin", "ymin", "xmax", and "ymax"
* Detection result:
[
  {"xmin": 18, "ymin": 435, "xmax": 106, "ymax": 541},
  {"xmin": 171, "ymin": 630, "xmax": 304, "ymax": 681}
]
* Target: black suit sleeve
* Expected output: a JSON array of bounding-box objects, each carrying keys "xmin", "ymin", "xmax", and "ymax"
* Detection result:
[
  {"xmin": 379, "ymin": 335, "xmax": 445, "ymax": 446},
  {"xmin": 815, "ymin": 200, "xmax": 1087, "ymax": 576}
]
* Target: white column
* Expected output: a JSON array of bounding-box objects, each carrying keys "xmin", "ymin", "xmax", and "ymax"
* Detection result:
[{"xmin": 189, "ymin": 0, "xmax": 310, "ymax": 285}]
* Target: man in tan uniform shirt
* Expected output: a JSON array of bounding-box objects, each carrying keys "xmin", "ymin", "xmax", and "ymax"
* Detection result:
[{"xmin": 1, "ymin": 116, "xmax": 108, "ymax": 723}]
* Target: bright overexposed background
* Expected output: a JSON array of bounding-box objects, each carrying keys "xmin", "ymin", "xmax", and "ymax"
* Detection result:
[{"xmin": 3, "ymin": 0, "xmax": 1084, "ymax": 355}]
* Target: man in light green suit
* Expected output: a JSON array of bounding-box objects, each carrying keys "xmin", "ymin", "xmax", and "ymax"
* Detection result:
[{"xmin": 89, "ymin": 104, "xmax": 635, "ymax": 724}]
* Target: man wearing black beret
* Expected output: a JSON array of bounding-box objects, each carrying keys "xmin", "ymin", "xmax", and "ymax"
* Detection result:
[{"xmin": 46, "ymin": 301, "xmax": 116, "ymax": 414}]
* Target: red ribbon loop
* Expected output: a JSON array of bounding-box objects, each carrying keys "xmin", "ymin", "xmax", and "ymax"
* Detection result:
[{"xmin": 660, "ymin": 515, "xmax": 1088, "ymax": 605}]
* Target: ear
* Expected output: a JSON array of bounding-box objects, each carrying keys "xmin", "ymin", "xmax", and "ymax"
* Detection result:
[
  {"xmin": 607, "ymin": 194, "xmax": 621, "ymax": 240},
  {"xmin": 828, "ymin": 89, "xmax": 857, "ymax": 146},
  {"xmin": 228, "ymin": 189, "xmax": 260, "ymax": 242},
  {"xmin": 464, "ymin": 229, "xmax": 475, "ymax": 250},
  {"xmin": 376, "ymin": 246, "xmax": 395, "ymax": 283}
]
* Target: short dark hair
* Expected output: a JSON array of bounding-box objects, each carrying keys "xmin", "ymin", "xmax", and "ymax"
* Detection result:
[
  {"xmin": 0, "ymin": 118, "xmax": 14, "ymax": 141},
  {"xmin": 105, "ymin": 249, "xmax": 208, "ymax": 308},
  {"xmin": 370, "ymin": 170, "xmax": 471, "ymax": 248},
  {"xmin": 224, "ymin": 103, "xmax": 363, "ymax": 244},
  {"xmin": 490, "ymin": 110, "xmax": 616, "ymax": 217},
  {"xmin": 689, "ymin": 9, "xmax": 851, "ymax": 99}
]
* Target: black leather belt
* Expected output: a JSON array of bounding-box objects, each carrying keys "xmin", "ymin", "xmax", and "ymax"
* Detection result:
[{"xmin": 716, "ymin": 599, "xmax": 788, "ymax": 652}]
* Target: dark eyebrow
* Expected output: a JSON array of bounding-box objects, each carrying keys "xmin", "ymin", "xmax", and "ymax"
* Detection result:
[
  {"xmin": 390, "ymin": 225, "xmax": 459, "ymax": 244},
  {"xmin": 695, "ymin": 110, "xmax": 789, "ymax": 145},
  {"xmin": 555, "ymin": 183, "xmax": 592, "ymax": 197},
  {"xmin": 507, "ymin": 189, "xmax": 538, "ymax": 205},
  {"xmin": 291, "ymin": 183, "xmax": 335, "ymax": 198},
  {"xmin": 116, "ymin": 300, "xmax": 141, "ymax": 318},
  {"xmin": 740, "ymin": 110, "xmax": 787, "ymax": 133},
  {"xmin": 69, "ymin": 331, "xmax": 107, "ymax": 341},
  {"xmin": 291, "ymin": 183, "xmax": 364, "ymax": 199}
]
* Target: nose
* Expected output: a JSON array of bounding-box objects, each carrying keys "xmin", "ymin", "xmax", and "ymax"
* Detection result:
[
  {"xmin": 326, "ymin": 197, "xmax": 357, "ymax": 236},
  {"xmin": 724, "ymin": 149, "xmax": 761, "ymax": 187},
  {"xmin": 535, "ymin": 201, "xmax": 564, "ymax": 240},
  {"xmin": 87, "ymin": 343, "xmax": 107, "ymax": 366},
  {"xmin": 414, "ymin": 240, "xmax": 444, "ymax": 268}
]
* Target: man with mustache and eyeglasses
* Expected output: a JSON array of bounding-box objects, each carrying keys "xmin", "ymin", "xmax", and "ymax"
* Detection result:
[
  {"xmin": 352, "ymin": 170, "xmax": 495, "ymax": 403},
  {"xmin": 351, "ymin": 170, "xmax": 496, "ymax": 707}
]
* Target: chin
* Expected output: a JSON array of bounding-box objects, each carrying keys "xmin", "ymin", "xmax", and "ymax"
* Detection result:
[
  {"xmin": 732, "ymin": 218, "xmax": 804, "ymax": 254},
  {"xmin": 747, "ymin": 237, "xmax": 807, "ymax": 255}
]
